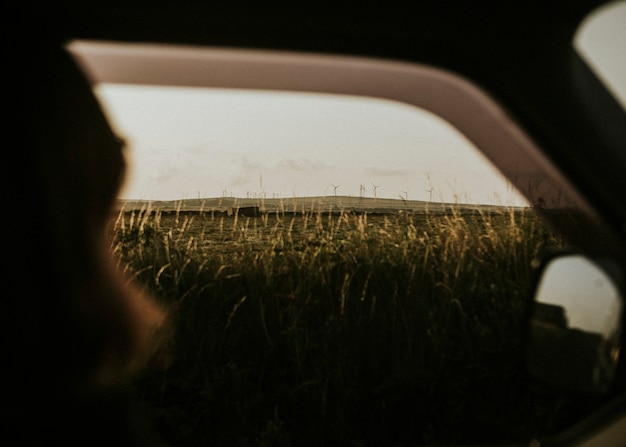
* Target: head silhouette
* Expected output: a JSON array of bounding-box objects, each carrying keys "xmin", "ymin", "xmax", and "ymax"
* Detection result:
[{"xmin": 5, "ymin": 42, "xmax": 167, "ymax": 444}]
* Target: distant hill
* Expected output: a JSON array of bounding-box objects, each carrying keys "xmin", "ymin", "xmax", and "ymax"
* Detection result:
[{"xmin": 116, "ymin": 195, "xmax": 525, "ymax": 214}]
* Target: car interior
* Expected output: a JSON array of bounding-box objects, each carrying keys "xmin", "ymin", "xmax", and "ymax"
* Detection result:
[{"xmin": 12, "ymin": 1, "xmax": 626, "ymax": 446}]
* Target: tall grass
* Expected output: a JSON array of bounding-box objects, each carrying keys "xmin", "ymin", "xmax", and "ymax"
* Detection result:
[{"xmin": 110, "ymin": 205, "xmax": 564, "ymax": 446}]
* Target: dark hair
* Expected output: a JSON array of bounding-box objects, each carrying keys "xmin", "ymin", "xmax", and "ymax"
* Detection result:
[{"xmin": 4, "ymin": 42, "xmax": 167, "ymax": 444}]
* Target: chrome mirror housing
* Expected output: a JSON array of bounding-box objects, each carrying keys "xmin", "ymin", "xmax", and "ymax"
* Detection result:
[{"xmin": 527, "ymin": 254, "xmax": 623, "ymax": 395}]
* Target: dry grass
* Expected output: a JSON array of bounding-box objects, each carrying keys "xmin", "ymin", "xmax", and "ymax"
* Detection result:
[{"xmin": 110, "ymin": 204, "xmax": 567, "ymax": 446}]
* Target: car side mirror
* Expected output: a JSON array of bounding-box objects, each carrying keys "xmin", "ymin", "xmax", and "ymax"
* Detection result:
[{"xmin": 527, "ymin": 254, "xmax": 623, "ymax": 396}]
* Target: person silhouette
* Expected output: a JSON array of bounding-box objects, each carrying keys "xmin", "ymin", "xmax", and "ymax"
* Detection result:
[{"xmin": 4, "ymin": 41, "xmax": 168, "ymax": 445}]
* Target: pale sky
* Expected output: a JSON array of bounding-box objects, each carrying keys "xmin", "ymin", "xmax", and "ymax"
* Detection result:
[
  {"xmin": 97, "ymin": 87, "xmax": 526, "ymax": 204},
  {"xmin": 94, "ymin": 1, "xmax": 624, "ymax": 205},
  {"xmin": 535, "ymin": 255, "xmax": 622, "ymax": 335},
  {"xmin": 574, "ymin": 0, "xmax": 626, "ymax": 110}
]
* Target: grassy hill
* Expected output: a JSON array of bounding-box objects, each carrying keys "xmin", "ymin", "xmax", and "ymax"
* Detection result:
[{"xmin": 117, "ymin": 195, "xmax": 522, "ymax": 214}]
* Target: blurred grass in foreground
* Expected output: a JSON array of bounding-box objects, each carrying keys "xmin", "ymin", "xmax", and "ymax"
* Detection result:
[{"xmin": 110, "ymin": 205, "xmax": 567, "ymax": 446}]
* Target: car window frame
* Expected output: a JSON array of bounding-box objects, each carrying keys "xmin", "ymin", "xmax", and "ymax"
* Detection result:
[
  {"xmin": 64, "ymin": 34, "xmax": 626, "ymax": 447},
  {"xmin": 67, "ymin": 40, "xmax": 597, "ymax": 217}
]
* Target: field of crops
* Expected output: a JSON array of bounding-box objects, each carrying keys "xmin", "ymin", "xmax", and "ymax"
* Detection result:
[{"xmin": 108, "ymin": 203, "xmax": 581, "ymax": 446}]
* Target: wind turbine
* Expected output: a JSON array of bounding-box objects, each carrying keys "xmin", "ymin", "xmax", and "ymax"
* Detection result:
[
  {"xmin": 372, "ymin": 183, "xmax": 380, "ymax": 199},
  {"xmin": 426, "ymin": 187, "xmax": 434, "ymax": 202},
  {"xmin": 332, "ymin": 184, "xmax": 339, "ymax": 196}
]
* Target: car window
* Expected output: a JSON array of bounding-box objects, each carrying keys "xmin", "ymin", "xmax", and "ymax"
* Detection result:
[
  {"xmin": 574, "ymin": 0, "xmax": 626, "ymax": 111},
  {"xmin": 95, "ymin": 84, "xmax": 528, "ymax": 207},
  {"xmin": 72, "ymin": 42, "xmax": 604, "ymax": 446}
]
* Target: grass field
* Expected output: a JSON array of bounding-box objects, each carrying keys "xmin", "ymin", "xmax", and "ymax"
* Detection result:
[{"xmin": 108, "ymin": 199, "xmax": 584, "ymax": 446}]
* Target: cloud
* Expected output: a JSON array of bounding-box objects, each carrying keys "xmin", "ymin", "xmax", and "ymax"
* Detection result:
[
  {"xmin": 276, "ymin": 158, "xmax": 327, "ymax": 172},
  {"xmin": 228, "ymin": 157, "xmax": 262, "ymax": 187},
  {"xmin": 365, "ymin": 166, "xmax": 413, "ymax": 177}
]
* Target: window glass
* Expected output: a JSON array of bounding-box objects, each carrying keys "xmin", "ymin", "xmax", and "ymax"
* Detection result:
[
  {"xmin": 96, "ymin": 84, "xmax": 528, "ymax": 207},
  {"xmin": 94, "ymin": 83, "xmax": 571, "ymax": 446},
  {"xmin": 574, "ymin": 0, "xmax": 626, "ymax": 110}
]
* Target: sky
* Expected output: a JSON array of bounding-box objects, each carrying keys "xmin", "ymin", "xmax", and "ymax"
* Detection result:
[
  {"xmin": 535, "ymin": 255, "xmax": 622, "ymax": 334},
  {"xmin": 574, "ymin": 0, "xmax": 626, "ymax": 110},
  {"xmin": 97, "ymin": 87, "xmax": 525, "ymax": 204},
  {"xmin": 95, "ymin": 1, "xmax": 625, "ymax": 205}
]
